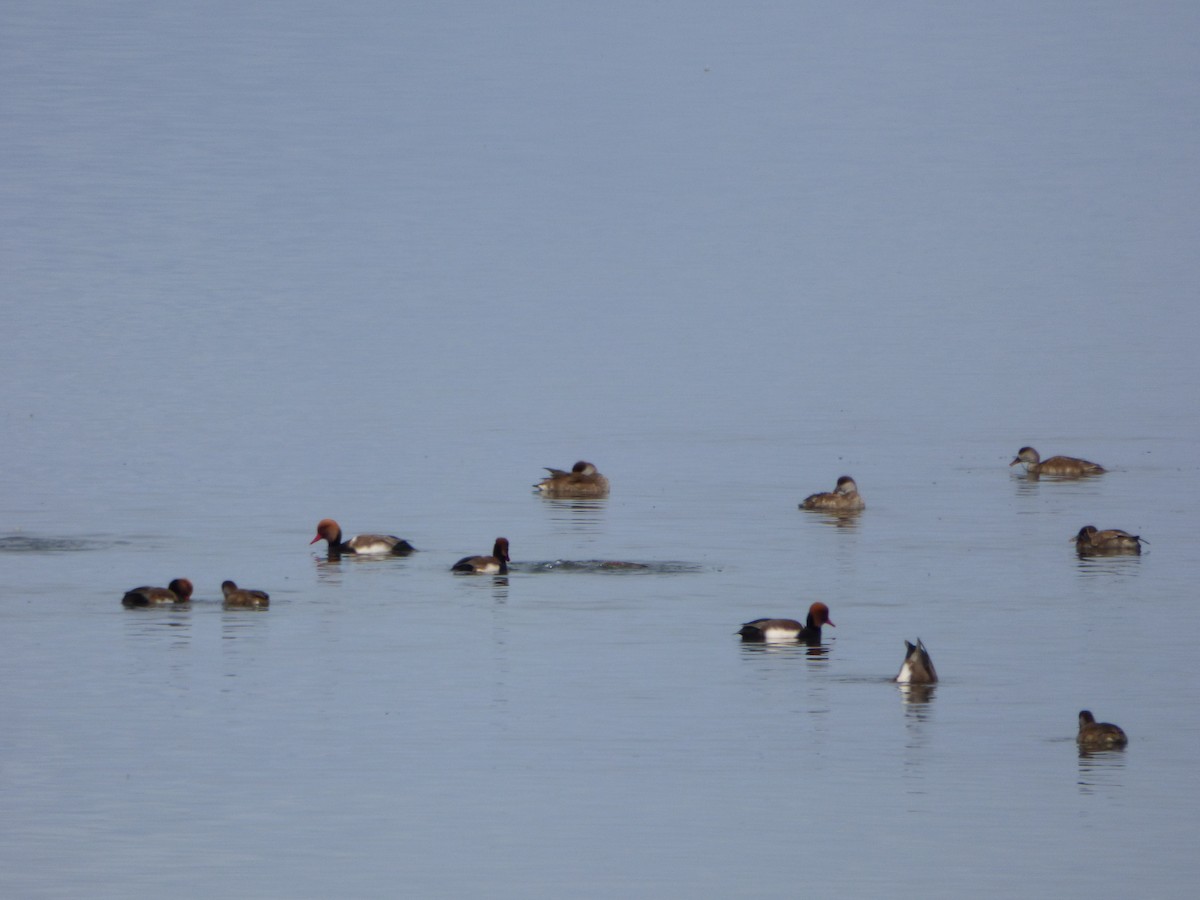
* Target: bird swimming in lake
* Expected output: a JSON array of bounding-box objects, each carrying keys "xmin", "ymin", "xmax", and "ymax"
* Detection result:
[
  {"xmin": 737, "ymin": 602, "xmax": 835, "ymax": 644},
  {"xmin": 1077, "ymin": 710, "xmax": 1128, "ymax": 749},
  {"xmin": 799, "ymin": 476, "xmax": 864, "ymax": 511},
  {"xmin": 122, "ymin": 578, "xmax": 193, "ymax": 607},
  {"xmin": 894, "ymin": 638, "xmax": 937, "ymax": 683},
  {"xmin": 452, "ymin": 538, "xmax": 510, "ymax": 575},
  {"xmin": 221, "ymin": 580, "xmax": 269, "ymax": 608},
  {"xmin": 1072, "ymin": 525, "xmax": 1144, "ymax": 556},
  {"xmin": 311, "ymin": 519, "xmax": 415, "ymax": 556},
  {"xmin": 1010, "ymin": 447, "xmax": 1104, "ymax": 477},
  {"xmin": 534, "ymin": 461, "xmax": 610, "ymax": 498}
]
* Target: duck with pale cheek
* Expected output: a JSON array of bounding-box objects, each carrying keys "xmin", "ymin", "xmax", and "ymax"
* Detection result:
[
  {"xmin": 1010, "ymin": 447, "xmax": 1104, "ymax": 477},
  {"xmin": 738, "ymin": 602, "xmax": 835, "ymax": 645},
  {"xmin": 799, "ymin": 476, "xmax": 864, "ymax": 511}
]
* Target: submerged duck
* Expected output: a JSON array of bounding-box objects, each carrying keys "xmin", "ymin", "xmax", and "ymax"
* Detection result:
[
  {"xmin": 1073, "ymin": 525, "xmax": 1144, "ymax": 556},
  {"xmin": 1077, "ymin": 710, "xmax": 1128, "ymax": 749},
  {"xmin": 1010, "ymin": 446, "xmax": 1105, "ymax": 476},
  {"xmin": 894, "ymin": 638, "xmax": 938, "ymax": 684},
  {"xmin": 799, "ymin": 476, "xmax": 865, "ymax": 511},
  {"xmin": 452, "ymin": 537, "xmax": 510, "ymax": 574},
  {"xmin": 221, "ymin": 580, "xmax": 270, "ymax": 608},
  {"xmin": 534, "ymin": 461, "xmax": 610, "ymax": 498},
  {"xmin": 122, "ymin": 578, "xmax": 193, "ymax": 607},
  {"xmin": 311, "ymin": 518, "xmax": 415, "ymax": 556},
  {"xmin": 738, "ymin": 601, "xmax": 835, "ymax": 644}
]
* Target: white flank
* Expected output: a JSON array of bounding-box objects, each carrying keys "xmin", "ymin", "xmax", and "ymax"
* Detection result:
[{"xmin": 761, "ymin": 626, "xmax": 800, "ymax": 642}]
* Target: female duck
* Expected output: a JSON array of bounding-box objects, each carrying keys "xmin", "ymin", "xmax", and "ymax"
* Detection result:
[
  {"xmin": 1010, "ymin": 447, "xmax": 1104, "ymax": 476},
  {"xmin": 452, "ymin": 537, "xmax": 510, "ymax": 575},
  {"xmin": 222, "ymin": 580, "xmax": 269, "ymax": 608},
  {"xmin": 534, "ymin": 461, "xmax": 610, "ymax": 498},
  {"xmin": 311, "ymin": 519, "xmax": 415, "ymax": 556},
  {"xmin": 1077, "ymin": 710, "xmax": 1128, "ymax": 749},
  {"xmin": 122, "ymin": 578, "xmax": 193, "ymax": 607},
  {"xmin": 1073, "ymin": 525, "xmax": 1144, "ymax": 556},
  {"xmin": 738, "ymin": 601, "xmax": 835, "ymax": 644},
  {"xmin": 799, "ymin": 476, "xmax": 864, "ymax": 511},
  {"xmin": 894, "ymin": 638, "xmax": 938, "ymax": 684}
]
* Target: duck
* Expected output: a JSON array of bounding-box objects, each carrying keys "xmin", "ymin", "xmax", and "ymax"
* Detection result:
[
  {"xmin": 894, "ymin": 638, "xmax": 938, "ymax": 684},
  {"xmin": 1009, "ymin": 446, "xmax": 1105, "ymax": 476},
  {"xmin": 121, "ymin": 578, "xmax": 193, "ymax": 607},
  {"xmin": 452, "ymin": 537, "xmax": 510, "ymax": 574},
  {"xmin": 738, "ymin": 601, "xmax": 835, "ymax": 644},
  {"xmin": 534, "ymin": 461, "xmax": 610, "ymax": 498},
  {"xmin": 310, "ymin": 518, "xmax": 415, "ymax": 556},
  {"xmin": 221, "ymin": 580, "xmax": 270, "ymax": 608},
  {"xmin": 1077, "ymin": 710, "xmax": 1128, "ymax": 749},
  {"xmin": 799, "ymin": 476, "xmax": 865, "ymax": 511},
  {"xmin": 1073, "ymin": 525, "xmax": 1144, "ymax": 556}
]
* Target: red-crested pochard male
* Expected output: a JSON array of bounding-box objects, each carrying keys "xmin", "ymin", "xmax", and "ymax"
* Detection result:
[
  {"xmin": 452, "ymin": 538, "xmax": 510, "ymax": 575},
  {"xmin": 1010, "ymin": 446, "xmax": 1105, "ymax": 476},
  {"xmin": 1073, "ymin": 525, "xmax": 1144, "ymax": 556},
  {"xmin": 221, "ymin": 580, "xmax": 269, "ymax": 608},
  {"xmin": 1077, "ymin": 710, "xmax": 1128, "ymax": 749},
  {"xmin": 799, "ymin": 476, "xmax": 865, "ymax": 511},
  {"xmin": 122, "ymin": 578, "xmax": 193, "ymax": 607},
  {"xmin": 311, "ymin": 519, "xmax": 415, "ymax": 556},
  {"xmin": 738, "ymin": 601, "xmax": 835, "ymax": 644},
  {"xmin": 894, "ymin": 638, "xmax": 938, "ymax": 684},
  {"xmin": 534, "ymin": 461, "xmax": 610, "ymax": 498}
]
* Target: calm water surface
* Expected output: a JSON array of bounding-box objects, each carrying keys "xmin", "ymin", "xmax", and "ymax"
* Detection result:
[{"xmin": 3, "ymin": 3, "xmax": 1200, "ymax": 898}]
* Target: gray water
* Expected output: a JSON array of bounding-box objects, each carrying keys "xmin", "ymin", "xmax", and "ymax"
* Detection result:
[{"xmin": 3, "ymin": 3, "xmax": 1199, "ymax": 897}]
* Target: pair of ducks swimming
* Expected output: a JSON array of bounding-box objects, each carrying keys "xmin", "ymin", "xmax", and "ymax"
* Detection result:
[
  {"xmin": 737, "ymin": 602, "xmax": 938, "ymax": 684},
  {"xmin": 1010, "ymin": 449, "xmax": 1142, "ymax": 554},
  {"xmin": 311, "ymin": 520, "xmax": 510, "ymax": 574},
  {"xmin": 121, "ymin": 579, "xmax": 269, "ymax": 608},
  {"xmin": 797, "ymin": 446, "xmax": 1103, "ymax": 513}
]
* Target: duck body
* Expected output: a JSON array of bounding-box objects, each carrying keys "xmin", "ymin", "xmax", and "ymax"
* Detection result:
[
  {"xmin": 1073, "ymin": 525, "xmax": 1143, "ymax": 556},
  {"xmin": 311, "ymin": 518, "xmax": 415, "ymax": 556},
  {"xmin": 221, "ymin": 580, "xmax": 269, "ymax": 608},
  {"xmin": 534, "ymin": 461, "xmax": 610, "ymax": 498},
  {"xmin": 895, "ymin": 638, "xmax": 938, "ymax": 683},
  {"xmin": 738, "ymin": 602, "xmax": 835, "ymax": 644},
  {"xmin": 1010, "ymin": 446, "xmax": 1104, "ymax": 476},
  {"xmin": 1077, "ymin": 710, "xmax": 1128, "ymax": 749},
  {"xmin": 122, "ymin": 578, "xmax": 193, "ymax": 607},
  {"xmin": 452, "ymin": 537, "xmax": 510, "ymax": 574},
  {"xmin": 800, "ymin": 476, "xmax": 864, "ymax": 511}
]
